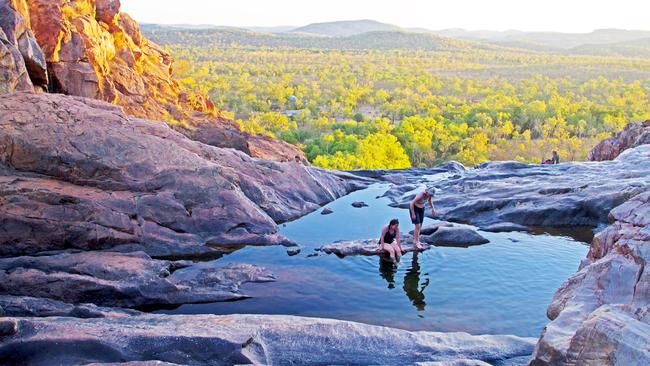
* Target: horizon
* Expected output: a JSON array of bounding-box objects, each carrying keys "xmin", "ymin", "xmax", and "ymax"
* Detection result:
[{"xmin": 120, "ymin": 0, "xmax": 650, "ymax": 33}]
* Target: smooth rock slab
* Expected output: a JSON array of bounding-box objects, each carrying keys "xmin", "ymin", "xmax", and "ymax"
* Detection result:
[
  {"xmin": 0, "ymin": 314, "xmax": 536, "ymax": 366},
  {"xmin": 0, "ymin": 251, "xmax": 274, "ymax": 307},
  {"xmin": 0, "ymin": 295, "xmax": 138, "ymax": 318},
  {"xmin": 319, "ymin": 227, "xmax": 489, "ymax": 257}
]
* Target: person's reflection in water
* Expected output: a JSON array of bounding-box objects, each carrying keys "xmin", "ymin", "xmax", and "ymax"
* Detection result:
[
  {"xmin": 379, "ymin": 257, "xmax": 397, "ymax": 289},
  {"xmin": 403, "ymin": 251, "xmax": 429, "ymax": 311}
]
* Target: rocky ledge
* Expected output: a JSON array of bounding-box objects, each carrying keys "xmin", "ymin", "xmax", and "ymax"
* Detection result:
[
  {"xmin": 0, "ymin": 314, "xmax": 536, "ymax": 365},
  {"xmin": 0, "ymin": 92, "xmax": 366, "ymax": 258},
  {"xmin": 528, "ymin": 191, "xmax": 650, "ymax": 365},
  {"xmin": 383, "ymin": 144, "xmax": 649, "ymax": 229},
  {"xmin": 319, "ymin": 222, "xmax": 490, "ymax": 257}
]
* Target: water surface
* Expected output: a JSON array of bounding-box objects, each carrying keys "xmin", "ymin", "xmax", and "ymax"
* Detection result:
[{"xmin": 156, "ymin": 183, "xmax": 589, "ymax": 337}]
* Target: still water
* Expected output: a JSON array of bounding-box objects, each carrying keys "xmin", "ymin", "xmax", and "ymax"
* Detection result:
[{"xmin": 156, "ymin": 184, "xmax": 589, "ymax": 337}]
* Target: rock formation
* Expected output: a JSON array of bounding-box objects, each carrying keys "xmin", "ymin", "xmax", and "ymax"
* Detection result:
[
  {"xmin": 385, "ymin": 146, "xmax": 649, "ymax": 228},
  {"xmin": 528, "ymin": 191, "xmax": 650, "ymax": 365},
  {"xmin": 0, "ymin": 314, "xmax": 537, "ymax": 365},
  {"xmin": 589, "ymin": 120, "xmax": 650, "ymax": 161},
  {"xmin": 0, "ymin": 92, "xmax": 362, "ymax": 258},
  {"xmin": 0, "ymin": 0, "xmax": 305, "ymax": 162}
]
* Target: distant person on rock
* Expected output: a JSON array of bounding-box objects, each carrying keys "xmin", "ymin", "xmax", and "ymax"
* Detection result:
[
  {"xmin": 541, "ymin": 151, "xmax": 560, "ymax": 165},
  {"xmin": 410, "ymin": 188, "xmax": 436, "ymax": 249},
  {"xmin": 379, "ymin": 218, "xmax": 402, "ymax": 262},
  {"xmin": 551, "ymin": 150, "xmax": 560, "ymax": 164}
]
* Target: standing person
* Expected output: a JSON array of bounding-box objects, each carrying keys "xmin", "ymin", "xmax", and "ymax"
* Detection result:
[
  {"xmin": 379, "ymin": 219, "xmax": 402, "ymax": 262},
  {"xmin": 410, "ymin": 188, "xmax": 436, "ymax": 249},
  {"xmin": 551, "ymin": 151, "xmax": 560, "ymax": 164}
]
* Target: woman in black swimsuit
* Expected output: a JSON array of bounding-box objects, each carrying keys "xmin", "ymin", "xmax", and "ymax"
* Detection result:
[{"xmin": 379, "ymin": 218, "xmax": 402, "ymax": 262}]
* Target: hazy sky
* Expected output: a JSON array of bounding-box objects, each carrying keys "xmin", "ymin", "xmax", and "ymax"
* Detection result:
[{"xmin": 120, "ymin": 0, "xmax": 650, "ymax": 32}]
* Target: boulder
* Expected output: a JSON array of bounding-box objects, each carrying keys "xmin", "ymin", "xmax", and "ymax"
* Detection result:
[
  {"xmin": 321, "ymin": 207, "xmax": 333, "ymax": 215},
  {"xmin": 0, "ymin": 314, "xmax": 536, "ymax": 365},
  {"xmin": 0, "ymin": 92, "xmax": 361, "ymax": 257},
  {"xmin": 421, "ymin": 226, "xmax": 490, "ymax": 247},
  {"xmin": 589, "ymin": 120, "xmax": 650, "ymax": 161},
  {"xmin": 529, "ymin": 191, "xmax": 650, "ymax": 365},
  {"xmin": 351, "ymin": 201, "xmax": 368, "ymax": 208},
  {"xmin": 409, "ymin": 221, "xmax": 454, "ymax": 236},
  {"xmin": 0, "ymin": 251, "xmax": 274, "ymax": 307}
]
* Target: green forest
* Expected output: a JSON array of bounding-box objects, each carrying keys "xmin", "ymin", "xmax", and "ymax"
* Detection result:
[{"xmin": 146, "ymin": 28, "xmax": 650, "ymax": 168}]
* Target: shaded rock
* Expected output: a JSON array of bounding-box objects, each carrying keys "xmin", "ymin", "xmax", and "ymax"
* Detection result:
[
  {"xmin": 0, "ymin": 27, "xmax": 33, "ymax": 93},
  {"xmin": 480, "ymin": 222, "xmax": 528, "ymax": 233},
  {"xmin": 0, "ymin": 251, "xmax": 274, "ymax": 307},
  {"xmin": 589, "ymin": 120, "xmax": 650, "ymax": 161},
  {"xmin": 351, "ymin": 201, "xmax": 368, "ymax": 208},
  {"xmin": 421, "ymin": 226, "xmax": 490, "ymax": 247},
  {"xmin": 86, "ymin": 362, "xmax": 182, "ymax": 366},
  {"xmin": 0, "ymin": 319, "xmax": 17, "ymax": 336},
  {"xmin": 416, "ymin": 360, "xmax": 491, "ymax": 366},
  {"xmin": 529, "ymin": 191, "xmax": 650, "ymax": 365},
  {"xmin": 0, "ymin": 295, "xmax": 138, "ymax": 318},
  {"xmin": 286, "ymin": 246, "xmax": 301, "ymax": 256},
  {"xmin": 435, "ymin": 160, "xmax": 466, "ymax": 173},
  {"xmin": 0, "ymin": 92, "xmax": 361, "ymax": 257},
  {"xmin": 0, "ymin": 0, "xmax": 47, "ymax": 89},
  {"xmin": 321, "ymin": 207, "xmax": 333, "ymax": 215},
  {"xmin": 0, "ymin": 314, "xmax": 536, "ymax": 365}
]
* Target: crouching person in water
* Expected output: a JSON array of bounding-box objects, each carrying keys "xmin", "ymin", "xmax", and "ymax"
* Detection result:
[{"xmin": 379, "ymin": 219, "xmax": 402, "ymax": 262}]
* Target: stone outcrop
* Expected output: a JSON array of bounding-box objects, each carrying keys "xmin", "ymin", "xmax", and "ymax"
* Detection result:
[
  {"xmin": 529, "ymin": 192, "xmax": 650, "ymax": 365},
  {"xmin": 0, "ymin": 0, "xmax": 307, "ymax": 162},
  {"xmin": 0, "ymin": 92, "xmax": 363, "ymax": 257},
  {"xmin": 319, "ymin": 225, "xmax": 489, "ymax": 256},
  {"xmin": 386, "ymin": 145, "xmax": 650, "ymax": 228},
  {"xmin": 0, "ymin": 0, "xmax": 47, "ymax": 90},
  {"xmin": 0, "ymin": 314, "xmax": 536, "ymax": 365},
  {"xmin": 589, "ymin": 120, "xmax": 650, "ymax": 161},
  {"xmin": 0, "ymin": 251, "xmax": 275, "ymax": 308}
]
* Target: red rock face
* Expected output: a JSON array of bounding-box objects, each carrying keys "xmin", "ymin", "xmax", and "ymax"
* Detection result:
[
  {"xmin": 588, "ymin": 120, "xmax": 650, "ymax": 161},
  {"xmin": 0, "ymin": 0, "xmax": 306, "ymax": 162}
]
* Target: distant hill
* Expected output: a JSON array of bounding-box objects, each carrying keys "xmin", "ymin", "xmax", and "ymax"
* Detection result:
[
  {"xmin": 570, "ymin": 37, "xmax": 650, "ymax": 58},
  {"xmin": 289, "ymin": 19, "xmax": 402, "ymax": 37},
  {"xmin": 143, "ymin": 25, "xmax": 505, "ymax": 52}
]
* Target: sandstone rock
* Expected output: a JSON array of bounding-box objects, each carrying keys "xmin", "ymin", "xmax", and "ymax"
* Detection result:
[
  {"xmin": 0, "ymin": 93, "xmax": 361, "ymax": 257},
  {"xmin": 589, "ymin": 120, "xmax": 650, "ymax": 161},
  {"xmin": 387, "ymin": 145, "xmax": 650, "ymax": 228},
  {"xmin": 0, "ymin": 295, "xmax": 138, "ymax": 318},
  {"xmin": 529, "ymin": 191, "xmax": 650, "ymax": 365},
  {"xmin": 0, "ymin": 27, "xmax": 33, "ymax": 93},
  {"xmin": 0, "ymin": 251, "xmax": 274, "ymax": 307},
  {"xmin": 409, "ymin": 221, "xmax": 454, "ymax": 236},
  {"xmin": 351, "ymin": 201, "xmax": 368, "ymax": 208},
  {"xmin": 0, "ymin": 319, "xmax": 17, "ymax": 336},
  {"xmin": 0, "ymin": 0, "xmax": 47, "ymax": 89},
  {"xmin": 421, "ymin": 226, "xmax": 490, "ymax": 247},
  {"xmin": 321, "ymin": 207, "xmax": 334, "ymax": 215},
  {"xmin": 0, "ymin": 314, "xmax": 536, "ymax": 365}
]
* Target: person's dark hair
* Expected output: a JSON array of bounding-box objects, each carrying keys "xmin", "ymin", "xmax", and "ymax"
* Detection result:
[{"xmin": 389, "ymin": 219, "xmax": 399, "ymax": 227}]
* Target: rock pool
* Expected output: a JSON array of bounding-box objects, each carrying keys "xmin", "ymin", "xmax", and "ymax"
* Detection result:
[{"xmin": 155, "ymin": 183, "xmax": 589, "ymax": 338}]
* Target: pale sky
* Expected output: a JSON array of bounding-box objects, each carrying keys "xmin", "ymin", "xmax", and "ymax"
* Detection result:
[{"xmin": 120, "ymin": 0, "xmax": 650, "ymax": 33}]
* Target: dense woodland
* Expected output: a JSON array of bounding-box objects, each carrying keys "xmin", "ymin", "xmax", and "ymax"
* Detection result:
[{"xmin": 145, "ymin": 27, "xmax": 650, "ymax": 168}]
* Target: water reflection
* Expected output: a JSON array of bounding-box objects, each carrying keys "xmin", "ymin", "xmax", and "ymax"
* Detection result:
[
  {"xmin": 379, "ymin": 257, "xmax": 397, "ymax": 289},
  {"xmin": 403, "ymin": 252, "xmax": 429, "ymax": 311},
  {"xmin": 379, "ymin": 252, "xmax": 430, "ymax": 311}
]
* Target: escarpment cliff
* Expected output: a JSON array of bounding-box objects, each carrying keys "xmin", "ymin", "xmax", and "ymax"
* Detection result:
[{"xmin": 0, "ymin": 0, "xmax": 304, "ymax": 162}]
